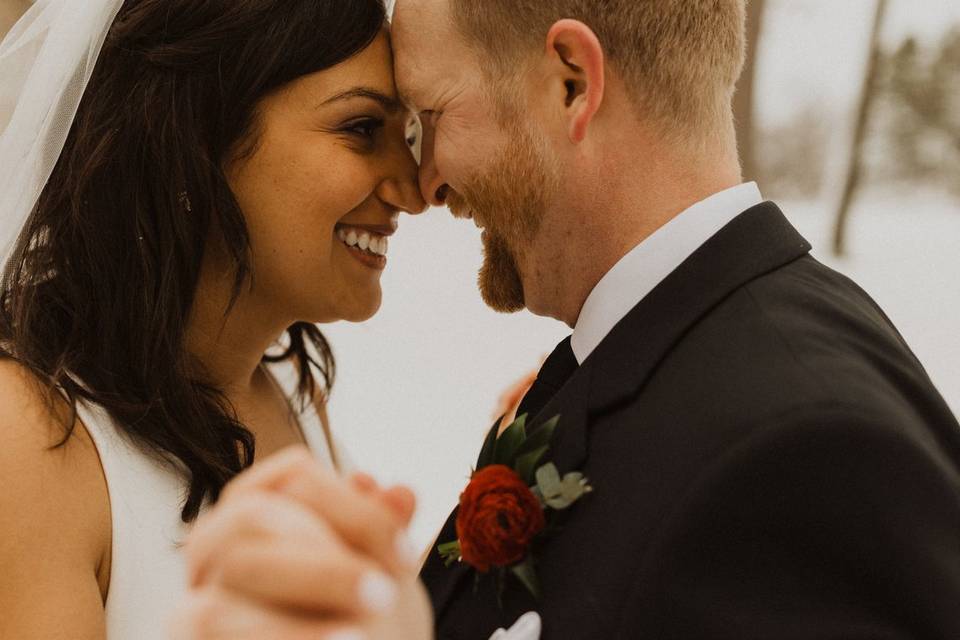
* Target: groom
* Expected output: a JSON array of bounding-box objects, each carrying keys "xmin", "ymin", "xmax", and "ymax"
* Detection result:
[{"xmin": 180, "ymin": 0, "xmax": 960, "ymax": 638}]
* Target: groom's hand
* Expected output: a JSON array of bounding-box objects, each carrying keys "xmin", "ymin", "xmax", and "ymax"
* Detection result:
[{"xmin": 176, "ymin": 447, "xmax": 432, "ymax": 640}]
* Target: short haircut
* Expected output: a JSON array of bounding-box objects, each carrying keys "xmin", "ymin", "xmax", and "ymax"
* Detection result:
[{"xmin": 449, "ymin": 0, "xmax": 746, "ymax": 142}]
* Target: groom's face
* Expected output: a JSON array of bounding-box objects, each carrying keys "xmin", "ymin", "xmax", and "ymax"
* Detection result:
[{"xmin": 393, "ymin": 0, "xmax": 559, "ymax": 313}]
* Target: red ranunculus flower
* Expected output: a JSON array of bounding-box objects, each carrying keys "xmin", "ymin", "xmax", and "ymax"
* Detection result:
[{"xmin": 456, "ymin": 464, "xmax": 545, "ymax": 572}]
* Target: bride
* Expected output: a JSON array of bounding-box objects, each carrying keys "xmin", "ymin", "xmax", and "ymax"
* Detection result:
[{"xmin": 0, "ymin": 0, "xmax": 426, "ymax": 637}]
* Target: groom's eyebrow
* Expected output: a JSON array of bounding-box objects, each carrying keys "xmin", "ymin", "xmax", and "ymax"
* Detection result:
[{"xmin": 320, "ymin": 87, "xmax": 403, "ymax": 114}]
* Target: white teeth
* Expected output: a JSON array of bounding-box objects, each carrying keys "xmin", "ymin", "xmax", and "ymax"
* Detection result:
[{"xmin": 337, "ymin": 227, "xmax": 389, "ymax": 257}]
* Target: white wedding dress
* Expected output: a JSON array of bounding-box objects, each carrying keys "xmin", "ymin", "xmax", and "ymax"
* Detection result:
[{"xmin": 76, "ymin": 358, "xmax": 337, "ymax": 640}]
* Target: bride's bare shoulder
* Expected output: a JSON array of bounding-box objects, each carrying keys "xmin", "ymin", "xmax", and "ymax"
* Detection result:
[
  {"xmin": 0, "ymin": 358, "xmax": 108, "ymax": 518},
  {"xmin": 0, "ymin": 359, "xmax": 110, "ymax": 637},
  {"xmin": 0, "ymin": 358, "xmax": 90, "ymax": 454}
]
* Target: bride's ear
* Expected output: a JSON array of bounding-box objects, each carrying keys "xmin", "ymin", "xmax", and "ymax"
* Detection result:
[{"xmin": 543, "ymin": 19, "xmax": 605, "ymax": 144}]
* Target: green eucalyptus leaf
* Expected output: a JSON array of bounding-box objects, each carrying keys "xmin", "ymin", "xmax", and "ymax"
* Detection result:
[
  {"xmin": 514, "ymin": 444, "xmax": 550, "ymax": 485},
  {"xmin": 515, "ymin": 414, "xmax": 561, "ymax": 458},
  {"xmin": 535, "ymin": 463, "xmax": 563, "ymax": 497},
  {"xmin": 438, "ymin": 540, "xmax": 462, "ymax": 567},
  {"xmin": 476, "ymin": 418, "xmax": 502, "ymax": 470},
  {"xmin": 543, "ymin": 494, "xmax": 576, "ymax": 509},
  {"xmin": 437, "ymin": 540, "xmax": 461, "ymax": 554},
  {"xmin": 492, "ymin": 414, "xmax": 527, "ymax": 466},
  {"xmin": 561, "ymin": 472, "xmax": 586, "ymax": 499},
  {"xmin": 510, "ymin": 558, "xmax": 541, "ymax": 600},
  {"xmin": 543, "ymin": 472, "xmax": 593, "ymax": 510},
  {"xmin": 531, "ymin": 484, "xmax": 545, "ymax": 506}
]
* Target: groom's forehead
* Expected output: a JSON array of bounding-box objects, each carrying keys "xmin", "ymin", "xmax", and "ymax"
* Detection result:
[
  {"xmin": 393, "ymin": 0, "xmax": 456, "ymax": 53},
  {"xmin": 392, "ymin": 0, "xmax": 470, "ymax": 103}
]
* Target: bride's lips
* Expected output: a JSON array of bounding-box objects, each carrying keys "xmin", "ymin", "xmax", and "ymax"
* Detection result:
[{"xmin": 335, "ymin": 222, "xmax": 395, "ymax": 271}]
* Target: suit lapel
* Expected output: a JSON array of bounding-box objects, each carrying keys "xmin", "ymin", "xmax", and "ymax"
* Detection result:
[
  {"xmin": 585, "ymin": 202, "xmax": 811, "ymax": 412},
  {"xmin": 424, "ymin": 202, "xmax": 812, "ymax": 621},
  {"xmin": 420, "ymin": 503, "xmax": 469, "ymax": 616},
  {"xmin": 534, "ymin": 202, "xmax": 811, "ymax": 474}
]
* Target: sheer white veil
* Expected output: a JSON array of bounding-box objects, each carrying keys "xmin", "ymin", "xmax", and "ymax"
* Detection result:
[{"xmin": 0, "ymin": 0, "xmax": 124, "ymax": 268}]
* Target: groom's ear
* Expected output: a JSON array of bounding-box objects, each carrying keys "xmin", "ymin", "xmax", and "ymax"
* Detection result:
[{"xmin": 543, "ymin": 20, "xmax": 605, "ymax": 144}]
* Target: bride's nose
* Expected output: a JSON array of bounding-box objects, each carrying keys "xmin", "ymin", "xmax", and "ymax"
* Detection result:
[{"xmin": 376, "ymin": 131, "xmax": 427, "ymax": 216}]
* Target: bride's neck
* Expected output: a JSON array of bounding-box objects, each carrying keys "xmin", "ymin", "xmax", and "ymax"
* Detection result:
[{"xmin": 185, "ymin": 274, "xmax": 290, "ymax": 399}]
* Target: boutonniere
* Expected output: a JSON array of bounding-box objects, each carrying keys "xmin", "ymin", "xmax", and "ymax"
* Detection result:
[{"xmin": 438, "ymin": 413, "xmax": 593, "ymax": 602}]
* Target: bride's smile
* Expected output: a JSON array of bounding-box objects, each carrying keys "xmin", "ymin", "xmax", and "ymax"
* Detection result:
[
  {"xmin": 224, "ymin": 30, "xmax": 424, "ymax": 326},
  {"xmin": 335, "ymin": 220, "xmax": 396, "ymax": 267}
]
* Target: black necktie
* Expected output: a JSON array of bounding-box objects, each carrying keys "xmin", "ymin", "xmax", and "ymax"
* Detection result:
[{"xmin": 515, "ymin": 336, "xmax": 579, "ymax": 421}]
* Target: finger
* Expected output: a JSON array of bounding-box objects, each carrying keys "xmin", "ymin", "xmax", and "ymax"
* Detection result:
[
  {"xmin": 502, "ymin": 612, "xmax": 542, "ymax": 640},
  {"xmin": 351, "ymin": 474, "xmax": 414, "ymax": 525},
  {"xmin": 277, "ymin": 465, "xmax": 420, "ymax": 575},
  {"xmin": 172, "ymin": 584, "xmax": 367, "ymax": 640},
  {"xmin": 380, "ymin": 485, "xmax": 417, "ymax": 526},
  {"xmin": 219, "ymin": 446, "xmax": 319, "ymax": 500},
  {"xmin": 216, "ymin": 539, "xmax": 399, "ymax": 617},
  {"xmin": 350, "ymin": 472, "xmax": 379, "ymax": 494},
  {"xmin": 186, "ymin": 491, "xmax": 334, "ymax": 587}
]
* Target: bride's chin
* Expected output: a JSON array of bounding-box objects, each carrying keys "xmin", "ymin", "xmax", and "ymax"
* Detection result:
[
  {"xmin": 300, "ymin": 287, "xmax": 382, "ymax": 324},
  {"xmin": 337, "ymin": 291, "xmax": 383, "ymax": 324}
]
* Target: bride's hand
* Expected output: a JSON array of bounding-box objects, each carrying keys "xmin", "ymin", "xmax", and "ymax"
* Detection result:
[{"xmin": 174, "ymin": 447, "xmax": 433, "ymax": 640}]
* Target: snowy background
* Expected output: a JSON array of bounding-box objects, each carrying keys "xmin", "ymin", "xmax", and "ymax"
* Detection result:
[{"xmin": 327, "ymin": 0, "xmax": 960, "ymax": 548}]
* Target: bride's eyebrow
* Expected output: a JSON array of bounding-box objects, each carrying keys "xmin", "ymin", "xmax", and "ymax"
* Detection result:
[{"xmin": 318, "ymin": 87, "xmax": 403, "ymax": 114}]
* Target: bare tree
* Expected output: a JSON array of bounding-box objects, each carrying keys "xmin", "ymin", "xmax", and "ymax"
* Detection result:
[
  {"xmin": 832, "ymin": 0, "xmax": 890, "ymax": 256},
  {"xmin": 734, "ymin": 0, "xmax": 767, "ymax": 183}
]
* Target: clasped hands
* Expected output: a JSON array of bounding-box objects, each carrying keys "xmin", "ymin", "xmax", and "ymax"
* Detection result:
[{"xmin": 173, "ymin": 447, "xmax": 434, "ymax": 640}]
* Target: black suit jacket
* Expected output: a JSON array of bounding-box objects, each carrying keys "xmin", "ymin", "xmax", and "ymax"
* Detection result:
[{"xmin": 420, "ymin": 203, "xmax": 960, "ymax": 639}]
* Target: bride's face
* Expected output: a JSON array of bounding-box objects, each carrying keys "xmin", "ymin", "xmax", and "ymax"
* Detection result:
[{"xmin": 226, "ymin": 30, "xmax": 425, "ymax": 324}]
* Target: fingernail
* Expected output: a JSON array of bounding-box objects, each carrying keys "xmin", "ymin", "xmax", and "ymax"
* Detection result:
[
  {"xmin": 514, "ymin": 612, "xmax": 542, "ymax": 634},
  {"xmin": 358, "ymin": 571, "xmax": 398, "ymax": 613},
  {"xmin": 327, "ymin": 629, "xmax": 366, "ymax": 640},
  {"xmin": 395, "ymin": 532, "xmax": 420, "ymax": 568}
]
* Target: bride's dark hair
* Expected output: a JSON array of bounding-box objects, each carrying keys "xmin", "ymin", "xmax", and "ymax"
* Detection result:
[{"xmin": 0, "ymin": 0, "xmax": 387, "ymax": 521}]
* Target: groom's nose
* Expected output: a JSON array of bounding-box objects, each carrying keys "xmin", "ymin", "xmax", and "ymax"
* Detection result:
[{"xmin": 418, "ymin": 122, "xmax": 449, "ymax": 207}]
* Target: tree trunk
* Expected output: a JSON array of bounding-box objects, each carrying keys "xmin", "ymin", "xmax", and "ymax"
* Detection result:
[
  {"xmin": 734, "ymin": 0, "xmax": 767, "ymax": 183},
  {"xmin": 832, "ymin": 0, "xmax": 889, "ymax": 256}
]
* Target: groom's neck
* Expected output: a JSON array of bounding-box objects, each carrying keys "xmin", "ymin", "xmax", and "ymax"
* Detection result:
[{"xmin": 523, "ymin": 129, "xmax": 743, "ymax": 328}]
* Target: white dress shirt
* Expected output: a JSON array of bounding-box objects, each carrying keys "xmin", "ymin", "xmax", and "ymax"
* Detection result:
[{"xmin": 570, "ymin": 182, "xmax": 764, "ymax": 364}]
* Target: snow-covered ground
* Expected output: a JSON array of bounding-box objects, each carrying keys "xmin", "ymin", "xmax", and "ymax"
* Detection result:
[{"xmin": 324, "ymin": 187, "xmax": 960, "ymax": 549}]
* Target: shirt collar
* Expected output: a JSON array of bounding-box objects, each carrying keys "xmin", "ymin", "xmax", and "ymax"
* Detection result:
[{"xmin": 570, "ymin": 182, "xmax": 764, "ymax": 364}]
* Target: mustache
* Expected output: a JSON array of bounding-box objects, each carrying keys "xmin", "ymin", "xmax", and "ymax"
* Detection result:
[{"xmin": 446, "ymin": 191, "xmax": 471, "ymax": 219}]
